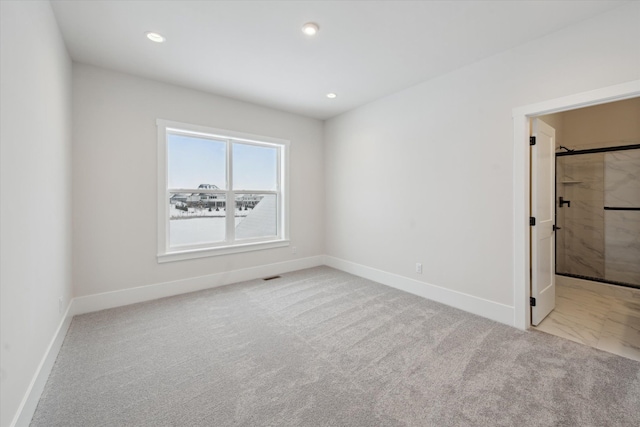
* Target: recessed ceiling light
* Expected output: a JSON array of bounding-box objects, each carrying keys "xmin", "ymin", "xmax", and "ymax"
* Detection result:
[
  {"xmin": 326, "ymin": 93, "xmax": 337, "ymax": 99},
  {"xmin": 302, "ymin": 22, "xmax": 319, "ymax": 36},
  {"xmin": 145, "ymin": 32, "xmax": 165, "ymax": 43}
]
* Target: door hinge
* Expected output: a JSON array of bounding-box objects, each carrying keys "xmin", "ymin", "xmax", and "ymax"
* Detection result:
[
  {"xmin": 530, "ymin": 297, "xmax": 536, "ymax": 307},
  {"xmin": 530, "ymin": 136, "xmax": 536, "ymax": 146},
  {"xmin": 530, "ymin": 217, "xmax": 536, "ymax": 226}
]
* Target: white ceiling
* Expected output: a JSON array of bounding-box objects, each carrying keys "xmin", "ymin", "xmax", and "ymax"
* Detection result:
[{"xmin": 50, "ymin": 0, "xmax": 627, "ymax": 120}]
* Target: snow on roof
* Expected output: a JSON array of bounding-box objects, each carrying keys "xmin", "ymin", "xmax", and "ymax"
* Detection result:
[{"xmin": 236, "ymin": 195, "xmax": 276, "ymax": 239}]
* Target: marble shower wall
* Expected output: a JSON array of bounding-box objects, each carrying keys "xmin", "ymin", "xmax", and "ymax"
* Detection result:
[
  {"xmin": 605, "ymin": 150, "xmax": 640, "ymax": 208},
  {"xmin": 557, "ymin": 149, "xmax": 640, "ymax": 287},
  {"xmin": 556, "ymin": 153, "xmax": 605, "ymax": 279},
  {"xmin": 604, "ymin": 150, "xmax": 640, "ymax": 285}
]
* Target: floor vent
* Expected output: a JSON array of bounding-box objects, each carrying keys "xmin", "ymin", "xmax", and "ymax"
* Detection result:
[{"xmin": 263, "ymin": 275, "xmax": 281, "ymax": 281}]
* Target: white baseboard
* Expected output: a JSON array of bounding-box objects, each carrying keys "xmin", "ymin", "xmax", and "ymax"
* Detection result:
[
  {"xmin": 71, "ymin": 255, "xmax": 324, "ymax": 315},
  {"xmin": 11, "ymin": 303, "xmax": 74, "ymax": 427},
  {"xmin": 324, "ymin": 256, "xmax": 515, "ymax": 326}
]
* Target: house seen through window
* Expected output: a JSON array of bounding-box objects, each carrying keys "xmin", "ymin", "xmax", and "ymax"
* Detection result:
[{"xmin": 157, "ymin": 120, "xmax": 289, "ymax": 262}]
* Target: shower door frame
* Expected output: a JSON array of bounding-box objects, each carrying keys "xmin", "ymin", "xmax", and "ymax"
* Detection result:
[
  {"xmin": 512, "ymin": 80, "xmax": 640, "ymax": 330},
  {"xmin": 555, "ymin": 144, "xmax": 640, "ymax": 289}
]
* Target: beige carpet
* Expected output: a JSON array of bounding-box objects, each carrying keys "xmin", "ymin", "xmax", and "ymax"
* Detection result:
[{"xmin": 31, "ymin": 267, "xmax": 640, "ymax": 426}]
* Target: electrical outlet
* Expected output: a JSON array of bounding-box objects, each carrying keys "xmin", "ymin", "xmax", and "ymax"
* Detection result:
[
  {"xmin": 292, "ymin": 246, "xmax": 297, "ymax": 254},
  {"xmin": 416, "ymin": 263, "xmax": 422, "ymax": 274},
  {"xmin": 58, "ymin": 297, "xmax": 63, "ymax": 314}
]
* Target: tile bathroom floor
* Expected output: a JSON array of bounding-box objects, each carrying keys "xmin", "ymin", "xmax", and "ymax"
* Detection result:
[{"xmin": 534, "ymin": 276, "xmax": 640, "ymax": 362}]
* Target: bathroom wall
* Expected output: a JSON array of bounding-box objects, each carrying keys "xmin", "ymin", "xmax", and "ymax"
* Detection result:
[
  {"xmin": 557, "ymin": 152, "xmax": 606, "ymax": 278},
  {"xmin": 562, "ymin": 98, "xmax": 640, "ymax": 150}
]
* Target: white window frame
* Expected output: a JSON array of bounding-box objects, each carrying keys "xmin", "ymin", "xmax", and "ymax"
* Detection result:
[{"xmin": 157, "ymin": 119, "xmax": 290, "ymax": 263}]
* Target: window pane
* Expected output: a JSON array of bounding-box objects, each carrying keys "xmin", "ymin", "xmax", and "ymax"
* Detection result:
[
  {"xmin": 168, "ymin": 133, "xmax": 226, "ymax": 189},
  {"xmin": 232, "ymin": 143, "xmax": 277, "ymax": 191},
  {"xmin": 235, "ymin": 194, "xmax": 277, "ymax": 239},
  {"xmin": 169, "ymin": 193, "xmax": 226, "ymax": 247}
]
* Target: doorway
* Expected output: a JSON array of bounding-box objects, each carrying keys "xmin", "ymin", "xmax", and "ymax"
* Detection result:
[
  {"xmin": 531, "ymin": 99, "xmax": 640, "ymax": 361},
  {"xmin": 512, "ymin": 80, "xmax": 640, "ymax": 331}
]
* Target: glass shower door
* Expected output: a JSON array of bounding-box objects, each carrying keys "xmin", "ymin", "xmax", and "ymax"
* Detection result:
[
  {"xmin": 603, "ymin": 149, "xmax": 640, "ymax": 285},
  {"xmin": 555, "ymin": 147, "xmax": 640, "ymax": 288}
]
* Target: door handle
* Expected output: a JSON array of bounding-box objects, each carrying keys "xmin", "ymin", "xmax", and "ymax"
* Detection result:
[
  {"xmin": 559, "ymin": 197, "xmax": 571, "ymax": 208},
  {"xmin": 553, "ymin": 225, "xmax": 562, "ymax": 231}
]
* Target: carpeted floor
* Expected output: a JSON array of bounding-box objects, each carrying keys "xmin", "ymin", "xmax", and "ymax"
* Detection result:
[{"xmin": 31, "ymin": 266, "xmax": 640, "ymax": 426}]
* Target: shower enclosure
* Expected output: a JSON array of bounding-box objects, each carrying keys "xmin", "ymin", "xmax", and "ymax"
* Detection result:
[{"xmin": 555, "ymin": 144, "xmax": 640, "ymax": 288}]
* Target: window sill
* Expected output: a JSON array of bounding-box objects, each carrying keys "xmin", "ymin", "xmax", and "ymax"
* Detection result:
[{"xmin": 157, "ymin": 239, "xmax": 290, "ymax": 263}]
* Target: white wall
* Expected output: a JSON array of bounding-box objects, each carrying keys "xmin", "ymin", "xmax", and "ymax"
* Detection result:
[
  {"xmin": 0, "ymin": 1, "xmax": 73, "ymax": 426},
  {"xmin": 72, "ymin": 64, "xmax": 324, "ymax": 297},
  {"xmin": 324, "ymin": 3, "xmax": 640, "ymax": 311}
]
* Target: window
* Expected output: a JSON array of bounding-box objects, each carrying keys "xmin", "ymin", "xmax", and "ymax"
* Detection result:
[{"xmin": 157, "ymin": 120, "xmax": 289, "ymax": 262}]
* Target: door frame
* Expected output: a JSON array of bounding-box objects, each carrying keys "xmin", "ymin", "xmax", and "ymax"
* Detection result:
[{"xmin": 511, "ymin": 79, "xmax": 640, "ymax": 330}]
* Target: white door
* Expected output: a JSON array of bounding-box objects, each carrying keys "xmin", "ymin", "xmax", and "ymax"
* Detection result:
[{"xmin": 531, "ymin": 118, "xmax": 556, "ymax": 325}]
